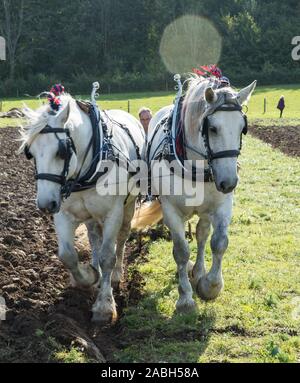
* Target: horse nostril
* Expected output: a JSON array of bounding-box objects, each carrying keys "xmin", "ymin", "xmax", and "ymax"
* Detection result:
[
  {"xmin": 220, "ymin": 181, "xmax": 226, "ymax": 191},
  {"xmin": 49, "ymin": 201, "xmax": 58, "ymax": 213},
  {"xmin": 219, "ymin": 180, "xmax": 238, "ymax": 194}
]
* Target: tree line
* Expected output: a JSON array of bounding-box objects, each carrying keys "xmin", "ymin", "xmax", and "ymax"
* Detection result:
[{"xmin": 0, "ymin": 0, "xmax": 300, "ymax": 97}]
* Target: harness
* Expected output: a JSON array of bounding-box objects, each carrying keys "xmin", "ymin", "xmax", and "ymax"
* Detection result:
[
  {"xmin": 146, "ymin": 104, "xmax": 214, "ymax": 183},
  {"xmin": 147, "ymin": 80, "xmax": 248, "ymax": 183},
  {"xmin": 25, "ymin": 102, "xmax": 141, "ymax": 199}
]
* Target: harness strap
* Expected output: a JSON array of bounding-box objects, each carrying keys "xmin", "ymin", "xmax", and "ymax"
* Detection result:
[
  {"xmin": 103, "ymin": 111, "xmax": 142, "ymax": 162},
  {"xmin": 210, "ymin": 150, "xmax": 241, "ymax": 160},
  {"xmin": 40, "ymin": 127, "xmax": 69, "ymax": 134},
  {"xmin": 74, "ymin": 104, "xmax": 101, "ymax": 184},
  {"xmin": 146, "ymin": 114, "xmax": 213, "ymax": 183},
  {"xmin": 147, "ymin": 116, "xmax": 169, "ymax": 163},
  {"xmin": 36, "ymin": 174, "xmax": 64, "ymax": 185}
]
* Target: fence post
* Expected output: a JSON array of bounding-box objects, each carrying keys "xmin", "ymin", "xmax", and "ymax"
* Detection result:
[
  {"xmin": 128, "ymin": 100, "xmax": 131, "ymax": 114},
  {"xmin": 0, "ymin": 101, "xmax": 2, "ymax": 112},
  {"xmin": 263, "ymin": 98, "xmax": 267, "ymax": 114}
]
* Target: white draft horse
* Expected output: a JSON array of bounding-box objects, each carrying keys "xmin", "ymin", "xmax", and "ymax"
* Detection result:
[
  {"xmin": 19, "ymin": 87, "xmax": 145, "ymax": 323},
  {"xmin": 146, "ymin": 76, "xmax": 257, "ymax": 312}
]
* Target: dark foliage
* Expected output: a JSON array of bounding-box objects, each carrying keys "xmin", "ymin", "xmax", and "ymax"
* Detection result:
[{"xmin": 0, "ymin": 0, "xmax": 299, "ymax": 96}]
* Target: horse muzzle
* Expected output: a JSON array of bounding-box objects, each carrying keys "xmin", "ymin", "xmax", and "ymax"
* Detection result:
[
  {"xmin": 216, "ymin": 178, "xmax": 238, "ymax": 194},
  {"xmin": 37, "ymin": 199, "xmax": 61, "ymax": 215}
]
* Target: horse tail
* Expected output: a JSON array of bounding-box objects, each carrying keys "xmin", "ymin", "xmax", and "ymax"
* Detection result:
[{"xmin": 131, "ymin": 200, "xmax": 163, "ymax": 231}]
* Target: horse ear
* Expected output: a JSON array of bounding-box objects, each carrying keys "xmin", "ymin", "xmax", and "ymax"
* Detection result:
[
  {"xmin": 237, "ymin": 81, "xmax": 257, "ymax": 105},
  {"xmin": 205, "ymin": 87, "xmax": 217, "ymax": 104},
  {"xmin": 55, "ymin": 101, "xmax": 70, "ymax": 126}
]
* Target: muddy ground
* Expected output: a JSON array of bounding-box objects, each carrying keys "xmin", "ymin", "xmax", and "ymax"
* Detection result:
[
  {"xmin": 0, "ymin": 124, "xmax": 299, "ymax": 363},
  {"xmin": 250, "ymin": 124, "xmax": 300, "ymax": 157},
  {"xmin": 0, "ymin": 127, "xmax": 148, "ymax": 363}
]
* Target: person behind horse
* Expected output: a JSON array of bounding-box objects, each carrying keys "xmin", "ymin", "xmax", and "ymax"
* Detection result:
[
  {"xmin": 277, "ymin": 95, "xmax": 285, "ymax": 118},
  {"xmin": 139, "ymin": 107, "xmax": 153, "ymax": 137}
]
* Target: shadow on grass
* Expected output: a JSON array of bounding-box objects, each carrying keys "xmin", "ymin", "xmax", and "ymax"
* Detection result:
[{"xmin": 117, "ymin": 271, "xmax": 217, "ymax": 363}]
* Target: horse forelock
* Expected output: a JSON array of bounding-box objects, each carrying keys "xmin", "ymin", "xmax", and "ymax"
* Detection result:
[
  {"xmin": 19, "ymin": 94, "xmax": 73, "ymax": 152},
  {"xmin": 183, "ymin": 75, "xmax": 238, "ymax": 136}
]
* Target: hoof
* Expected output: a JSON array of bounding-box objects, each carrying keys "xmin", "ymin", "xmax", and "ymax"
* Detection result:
[
  {"xmin": 196, "ymin": 275, "xmax": 224, "ymax": 301},
  {"xmin": 92, "ymin": 298, "xmax": 118, "ymax": 325},
  {"xmin": 91, "ymin": 307, "xmax": 118, "ymax": 325},
  {"xmin": 176, "ymin": 298, "xmax": 197, "ymax": 314}
]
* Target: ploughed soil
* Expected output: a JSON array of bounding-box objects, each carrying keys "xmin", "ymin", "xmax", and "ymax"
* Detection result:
[
  {"xmin": 0, "ymin": 127, "xmax": 148, "ymax": 363},
  {"xmin": 250, "ymin": 124, "xmax": 300, "ymax": 157},
  {"xmin": 0, "ymin": 123, "xmax": 298, "ymax": 363}
]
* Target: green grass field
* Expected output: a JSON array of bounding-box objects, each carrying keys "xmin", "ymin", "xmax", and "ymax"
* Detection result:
[
  {"xmin": 115, "ymin": 135, "xmax": 300, "ymax": 363},
  {"xmin": 1, "ymin": 83, "xmax": 300, "ymax": 128},
  {"xmin": 1, "ymin": 85, "xmax": 300, "ymax": 363}
]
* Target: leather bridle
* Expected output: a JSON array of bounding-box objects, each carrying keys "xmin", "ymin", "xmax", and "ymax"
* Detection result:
[
  {"xmin": 202, "ymin": 103, "xmax": 248, "ymax": 166},
  {"xmin": 25, "ymin": 125, "xmax": 77, "ymax": 191}
]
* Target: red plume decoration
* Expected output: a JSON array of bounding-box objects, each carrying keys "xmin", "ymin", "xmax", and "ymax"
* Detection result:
[{"xmin": 193, "ymin": 64, "xmax": 222, "ymax": 79}]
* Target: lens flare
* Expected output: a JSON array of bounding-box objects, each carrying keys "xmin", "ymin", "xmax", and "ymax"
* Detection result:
[{"xmin": 160, "ymin": 15, "xmax": 222, "ymax": 74}]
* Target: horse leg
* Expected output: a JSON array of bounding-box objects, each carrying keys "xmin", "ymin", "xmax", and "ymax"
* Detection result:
[
  {"xmin": 112, "ymin": 200, "xmax": 135, "ymax": 289},
  {"xmin": 196, "ymin": 202, "xmax": 232, "ymax": 301},
  {"xmin": 162, "ymin": 200, "xmax": 196, "ymax": 313},
  {"xmin": 189, "ymin": 215, "xmax": 211, "ymax": 289},
  {"xmin": 54, "ymin": 213, "xmax": 100, "ymax": 288},
  {"xmin": 86, "ymin": 221, "xmax": 103, "ymax": 278},
  {"xmin": 92, "ymin": 204, "xmax": 124, "ymax": 324}
]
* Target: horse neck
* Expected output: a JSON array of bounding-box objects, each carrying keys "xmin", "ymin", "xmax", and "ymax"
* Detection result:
[{"xmin": 71, "ymin": 105, "xmax": 94, "ymax": 176}]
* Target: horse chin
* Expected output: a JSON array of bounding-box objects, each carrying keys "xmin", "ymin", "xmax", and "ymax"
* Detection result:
[{"xmin": 217, "ymin": 186, "xmax": 235, "ymax": 195}]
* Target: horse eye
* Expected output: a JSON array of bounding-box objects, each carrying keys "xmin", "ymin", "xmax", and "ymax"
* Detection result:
[{"xmin": 210, "ymin": 126, "xmax": 218, "ymax": 134}]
